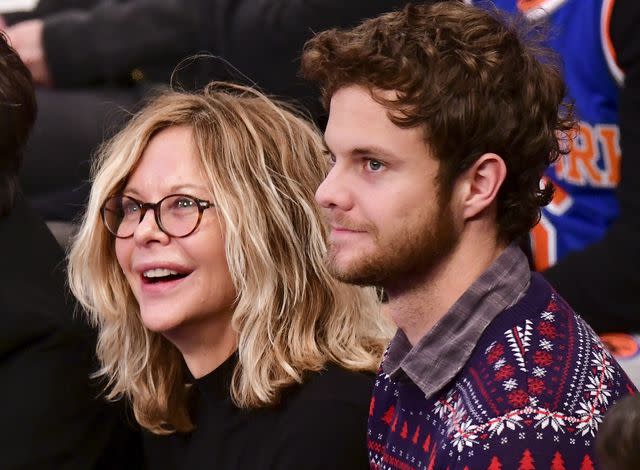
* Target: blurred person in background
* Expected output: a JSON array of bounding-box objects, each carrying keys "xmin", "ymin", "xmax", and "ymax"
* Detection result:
[
  {"xmin": 1, "ymin": 0, "xmax": 411, "ymax": 224},
  {"xmin": 469, "ymin": 0, "xmax": 640, "ymax": 334},
  {"xmin": 0, "ymin": 31, "xmax": 141, "ymax": 469},
  {"xmin": 2, "ymin": 0, "xmax": 202, "ymax": 222},
  {"xmin": 67, "ymin": 84, "xmax": 391, "ymax": 469},
  {"xmin": 597, "ymin": 394, "xmax": 640, "ymax": 470}
]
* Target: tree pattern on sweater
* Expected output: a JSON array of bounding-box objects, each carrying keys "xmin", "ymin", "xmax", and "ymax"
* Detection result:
[{"xmin": 368, "ymin": 282, "xmax": 636, "ymax": 470}]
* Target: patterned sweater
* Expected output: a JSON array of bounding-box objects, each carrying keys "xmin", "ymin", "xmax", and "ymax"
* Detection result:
[{"xmin": 368, "ymin": 274, "xmax": 636, "ymax": 470}]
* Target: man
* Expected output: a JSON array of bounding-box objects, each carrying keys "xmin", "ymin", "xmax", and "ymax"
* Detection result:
[
  {"xmin": 0, "ymin": 33, "xmax": 141, "ymax": 467},
  {"xmin": 301, "ymin": 2, "xmax": 635, "ymax": 468}
]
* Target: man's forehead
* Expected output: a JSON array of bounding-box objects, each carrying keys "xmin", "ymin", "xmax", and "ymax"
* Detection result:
[
  {"xmin": 328, "ymin": 85, "xmax": 399, "ymax": 113},
  {"xmin": 327, "ymin": 87, "xmax": 396, "ymax": 135},
  {"xmin": 325, "ymin": 86, "xmax": 426, "ymax": 155}
]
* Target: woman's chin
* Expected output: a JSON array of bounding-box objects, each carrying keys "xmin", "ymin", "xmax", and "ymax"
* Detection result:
[{"xmin": 140, "ymin": 310, "xmax": 183, "ymax": 335}]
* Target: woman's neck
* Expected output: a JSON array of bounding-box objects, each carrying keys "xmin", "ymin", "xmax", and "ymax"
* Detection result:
[{"xmin": 164, "ymin": 311, "xmax": 238, "ymax": 378}]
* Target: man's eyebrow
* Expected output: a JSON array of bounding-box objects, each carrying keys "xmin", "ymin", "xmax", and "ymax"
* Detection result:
[
  {"xmin": 322, "ymin": 137, "xmax": 399, "ymax": 160},
  {"xmin": 350, "ymin": 146, "xmax": 399, "ymax": 160}
]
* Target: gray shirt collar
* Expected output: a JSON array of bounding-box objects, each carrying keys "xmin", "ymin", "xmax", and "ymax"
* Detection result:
[{"xmin": 382, "ymin": 242, "xmax": 531, "ymax": 398}]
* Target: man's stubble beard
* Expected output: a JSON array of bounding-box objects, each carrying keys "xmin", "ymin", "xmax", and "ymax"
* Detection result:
[{"xmin": 326, "ymin": 199, "xmax": 460, "ymax": 288}]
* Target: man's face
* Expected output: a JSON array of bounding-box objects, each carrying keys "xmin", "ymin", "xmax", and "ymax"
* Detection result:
[{"xmin": 315, "ymin": 85, "xmax": 460, "ymax": 287}]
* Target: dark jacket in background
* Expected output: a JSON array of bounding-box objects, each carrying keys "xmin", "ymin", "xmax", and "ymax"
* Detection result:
[
  {"xmin": 7, "ymin": 0, "xmax": 413, "ymax": 221},
  {"xmin": 5, "ymin": 0, "xmax": 201, "ymax": 87},
  {"xmin": 7, "ymin": 0, "xmax": 410, "ymax": 105},
  {"xmin": 197, "ymin": 0, "xmax": 411, "ymax": 118}
]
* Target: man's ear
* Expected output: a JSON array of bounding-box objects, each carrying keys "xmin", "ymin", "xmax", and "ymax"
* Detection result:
[{"xmin": 457, "ymin": 153, "xmax": 507, "ymax": 220}]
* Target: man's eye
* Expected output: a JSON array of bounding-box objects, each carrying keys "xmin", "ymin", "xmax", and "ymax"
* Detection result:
[{"xmin": 367, "ymin": 159, "xmax": 384, "ymax": 171}]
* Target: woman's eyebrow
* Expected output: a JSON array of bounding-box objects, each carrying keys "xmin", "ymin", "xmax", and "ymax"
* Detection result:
[{"xmin": 121, "ymin": 184, "xmax": 209, "ymax": 198}]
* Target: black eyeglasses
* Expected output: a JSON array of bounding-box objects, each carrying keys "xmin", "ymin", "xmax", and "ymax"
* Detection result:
[{"xmin": 101, "ymin": 194, "xmax": 214, "ymax": 238}]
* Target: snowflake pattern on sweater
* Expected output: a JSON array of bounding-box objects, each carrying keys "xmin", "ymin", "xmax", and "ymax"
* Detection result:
[{"xmin": 368, "ymin": 275, "xmax": 636, "ymax": 470}]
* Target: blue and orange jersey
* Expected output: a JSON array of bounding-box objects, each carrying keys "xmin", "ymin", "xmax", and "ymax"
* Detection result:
[{"xmin": 472, "ymin": 0, "xmax": 623, "ymax": 270}]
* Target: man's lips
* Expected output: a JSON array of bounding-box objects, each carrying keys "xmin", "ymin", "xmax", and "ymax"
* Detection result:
[{"xmin": 330, "ymin": 225, "xmax": 367, "ymax": 235}]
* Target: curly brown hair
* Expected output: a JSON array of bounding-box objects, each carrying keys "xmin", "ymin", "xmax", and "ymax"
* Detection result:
[{"xmin": 301, "ymin": 1, "xmax": 575, "ymax": 242}]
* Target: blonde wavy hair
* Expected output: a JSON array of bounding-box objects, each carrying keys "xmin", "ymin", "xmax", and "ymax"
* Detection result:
[{"xmin": 68, "ymin": 83, "xmax": 391, "ymax": 434}]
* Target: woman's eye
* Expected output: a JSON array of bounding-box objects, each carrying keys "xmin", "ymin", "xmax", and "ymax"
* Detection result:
[
  {"xmin": 367, "ymin": 159, "xmax": 384, "ymax": 171},
  {"xmin": 174, "ymin": 198, "xmax": 195, "ymax": 209},
  {"xmin": 122, "ymin": 202, "xmax": 139, "ymax": 215}
]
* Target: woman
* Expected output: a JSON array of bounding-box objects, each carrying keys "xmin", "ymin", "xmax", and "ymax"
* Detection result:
[{"xmin": 67, "ymin": 83, "xmax": 390, "ymax": 469}]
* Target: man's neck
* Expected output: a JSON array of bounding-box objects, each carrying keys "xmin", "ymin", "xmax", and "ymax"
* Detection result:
[{"xmin": 385, "ymin": 233, "xmax": 507, "ymax": 346}]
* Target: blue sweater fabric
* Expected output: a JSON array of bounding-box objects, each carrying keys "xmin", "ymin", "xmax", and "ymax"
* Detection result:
[{"xmin": 368, "ymin": 274, "xmax": 636, "ymax": 470}]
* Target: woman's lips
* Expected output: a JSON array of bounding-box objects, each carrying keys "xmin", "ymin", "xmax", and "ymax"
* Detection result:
[{"xmin": 139, "ymin": 272, "xmax": 192, "ymax": 295}]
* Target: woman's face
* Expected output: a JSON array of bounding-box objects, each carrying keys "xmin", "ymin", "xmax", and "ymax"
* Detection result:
[{"xmin": 115, "ymin": 126, "xmax": 236, "ymax": 341}]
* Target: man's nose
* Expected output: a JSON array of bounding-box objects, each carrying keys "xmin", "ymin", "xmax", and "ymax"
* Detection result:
[{"xmin": 315, "ymin": 164, "xmax": 354, "ymax": 211}]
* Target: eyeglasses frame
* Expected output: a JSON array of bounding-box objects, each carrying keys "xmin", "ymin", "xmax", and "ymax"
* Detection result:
[{"xmin": 101, "ymin": 193, "xmax": 214, "ymax": 239}]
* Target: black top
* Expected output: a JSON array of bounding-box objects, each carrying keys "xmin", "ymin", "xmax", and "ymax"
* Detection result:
[{"xmin": 143, "ymin": 354, "xmax": 374, "ymax": 469}]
